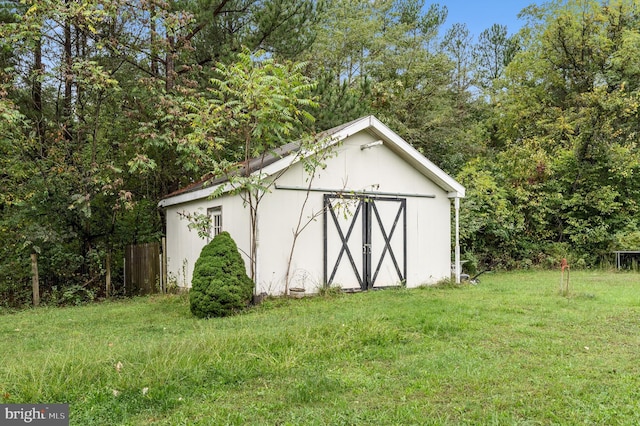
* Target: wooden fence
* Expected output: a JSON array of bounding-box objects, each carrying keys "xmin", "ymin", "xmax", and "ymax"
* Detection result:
[{"xmin": 125, "ymin": 242, "xmax": 164, "ymax": 295}]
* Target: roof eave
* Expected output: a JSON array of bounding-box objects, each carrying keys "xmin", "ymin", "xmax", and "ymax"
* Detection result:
[
  {"xmin": 158, "ymin": 115, "xmax": 466, "ymax": 207},
  {"xmin": 158, "ymin": 181, "xmax": 232, "ymax": 208},
  {"xmin": 363, "ymin": 116, "xmax": 466, "ymax": 198}
]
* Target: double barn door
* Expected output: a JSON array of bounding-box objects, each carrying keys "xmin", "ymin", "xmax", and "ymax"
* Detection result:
[{"xmin": 324, "ymin": 194, "xmax": 407, "ymax": 290}]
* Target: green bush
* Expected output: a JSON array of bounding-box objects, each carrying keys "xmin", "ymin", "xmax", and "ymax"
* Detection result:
[{"xmin": 189, "ymin": 232, "xmax": 254, "ymax": 318}]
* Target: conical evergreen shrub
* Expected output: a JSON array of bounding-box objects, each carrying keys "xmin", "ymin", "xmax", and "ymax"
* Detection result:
[{"xmin": 189, "ymin": 232, "xmax": 254, "ymax": 318}]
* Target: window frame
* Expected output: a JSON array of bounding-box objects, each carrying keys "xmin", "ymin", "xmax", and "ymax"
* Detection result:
[{"xmin": 207, "ymin": 206, "xmax": 222, "ymax": 240}]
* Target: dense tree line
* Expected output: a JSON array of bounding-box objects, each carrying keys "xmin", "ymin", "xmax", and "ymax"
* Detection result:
[
  {"xmin": 460, "ymin": 0, "xmax": 640, "ymax": 269},
  {"xmin": 1, "ymin": 0, "xmax": 639, "ymax": 307}
]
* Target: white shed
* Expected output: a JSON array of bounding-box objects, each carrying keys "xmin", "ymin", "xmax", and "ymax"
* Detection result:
[{"xmin": 159, "ymin": 115, "xmax": 465, "ymax": 295}]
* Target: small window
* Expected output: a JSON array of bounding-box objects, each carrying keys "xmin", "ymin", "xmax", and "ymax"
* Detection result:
[{"xmin": 207, "ymin": 207, "xmax": 222, "ymax": 239}]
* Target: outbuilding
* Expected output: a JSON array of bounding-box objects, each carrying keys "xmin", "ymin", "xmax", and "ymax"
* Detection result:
[{"xmin": 159, "ymin": 115, "xmax": 465, "ymax": 295}]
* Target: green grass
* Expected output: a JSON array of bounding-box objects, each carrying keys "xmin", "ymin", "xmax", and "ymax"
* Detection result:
[{"xmin": 2, "ymin": 270, "xmax": 640, "ymax": 425}]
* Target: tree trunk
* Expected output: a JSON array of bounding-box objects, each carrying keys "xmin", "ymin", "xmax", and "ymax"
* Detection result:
[
  {"xmin": 63, "ymin": 2, "xmax": 73, "ymax": 141},
  {"xmin": 165, "ymin": 35, "xmax": 175, "ymax": 92},
  {"xmin": 249, "ymin": 196, "xmax": 257, "ymax": 283},
  {"xmin": 31, "ymin": 253, "xmax": 40, "ymax": 307},
  {"xmin": 150, "ymin": 3, "xmax": 158, "ymax": 77},
  {"xmin": 32, "ymin": 32, "xmax": 44, "ymax": 146}
]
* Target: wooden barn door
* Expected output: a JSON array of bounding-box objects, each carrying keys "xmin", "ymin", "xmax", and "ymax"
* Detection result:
[{"xmin": 324, "ymin": 194, "xmax": 406, "ymax": 290}]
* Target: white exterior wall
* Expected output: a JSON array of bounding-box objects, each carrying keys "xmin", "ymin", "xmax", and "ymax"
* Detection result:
[
  {"xmin": 164, "ymin": 129, "xmax": 452, "ymax": 294},
  {"xmin": 165, "ymin": 193, "xmax": 251, "ymax": 288},
  {"xmin": 257, "ymin": 130, "xmax": 452, "ymax": 293}
]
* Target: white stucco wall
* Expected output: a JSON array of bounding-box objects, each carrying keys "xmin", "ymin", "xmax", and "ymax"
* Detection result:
[{"xmin": 164, "ymin": 129, "xmax": 453, "ymax": 294}]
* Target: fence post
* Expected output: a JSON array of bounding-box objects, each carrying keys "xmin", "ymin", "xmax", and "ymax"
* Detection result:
[
  {"xmin": 31, "ymin": 253, "xmax": 40, "ymax": 307},
  {"xmin": 105, "ymin": 251, "xmax": 111, "ymax": 298},
  {"xmin": 161, "ymin": 237, "xmax": 167, "ymax": 293}
]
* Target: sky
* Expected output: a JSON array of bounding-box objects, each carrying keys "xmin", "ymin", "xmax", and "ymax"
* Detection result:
[{"xmin": 436, "ymin": 0, "xmax": 540, "ymax": 40}]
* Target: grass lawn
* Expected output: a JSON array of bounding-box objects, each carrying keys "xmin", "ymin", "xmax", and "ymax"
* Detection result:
[{"xmin": 1, "ymin": 270, "xmax": 640, "ymax": 425}]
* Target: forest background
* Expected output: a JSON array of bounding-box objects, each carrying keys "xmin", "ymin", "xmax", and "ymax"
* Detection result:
[{"xmin": 1, "ymin": 0, "xmax": 640, "ymax": 307}]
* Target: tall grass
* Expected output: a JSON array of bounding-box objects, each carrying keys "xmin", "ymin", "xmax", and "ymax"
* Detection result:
[{"xmin": 1, "ymin": 270, "xmax": 640, "ymax": 424}]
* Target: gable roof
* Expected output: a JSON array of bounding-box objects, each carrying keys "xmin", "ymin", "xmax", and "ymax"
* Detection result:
[{"xmin": 158, "ymin": 115, "xmax": 465, "ymax": 208}]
